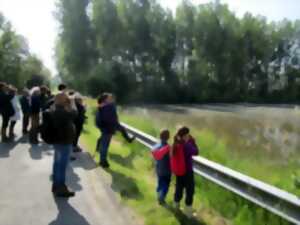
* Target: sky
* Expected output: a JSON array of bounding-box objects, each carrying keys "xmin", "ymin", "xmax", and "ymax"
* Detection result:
[{"xmin": 0, "ymin": 0, "xmax": 299, "ymax": 76}]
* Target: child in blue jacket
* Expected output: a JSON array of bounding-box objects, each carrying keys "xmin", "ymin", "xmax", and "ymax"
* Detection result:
[{"xmin": 151, "ymin": 130, "xmax": 171, "ymax": 205}]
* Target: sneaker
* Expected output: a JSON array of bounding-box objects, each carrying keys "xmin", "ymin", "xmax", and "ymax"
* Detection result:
[
  {"xmin": 184, "ymin": 206, "xmax": 194, "ymax": 218},
  {"xmin": 100, "ymin": 161, "xmax": 110, "ymax": 168}
]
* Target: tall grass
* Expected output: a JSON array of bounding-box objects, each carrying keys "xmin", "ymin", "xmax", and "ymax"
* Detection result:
[{"xmin": 81, "ymin": 100, "xmax": 294, "ymax": 225}]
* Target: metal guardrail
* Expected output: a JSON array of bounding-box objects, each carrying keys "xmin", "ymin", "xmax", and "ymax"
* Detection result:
[{"xmin": 121, "ymin": 122, "xmax": 300, "ymax": 225}]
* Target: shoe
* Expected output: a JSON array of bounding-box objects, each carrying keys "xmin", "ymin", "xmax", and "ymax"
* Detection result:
[
  {"xmin": 9, "ymin": 133, "xmax": 16, "ymax": 140},
  {"xmin": 53, "ymin": 185, "xmax": 75, "ymax": 198},
  {"xmin": 158, "ymin": 198, "xmax": 166, "ymax": 205},
  {"xmin": 73, "ymin": 146, "xmax": 82, "ymax": 153},
  {"xmin": 70, "ymin": 156, "xmax": 77, "ymax": 161},
  {"xmin": 128, "ymin": 136, "xmax": 136, "ymax": 143},
  {"xmin": 184, "ymin": 206, "xmax": 194, "ymax": 218},
  {"xmin": 99, "ymin": 161, "xmax": 110, "ymax": 168}
]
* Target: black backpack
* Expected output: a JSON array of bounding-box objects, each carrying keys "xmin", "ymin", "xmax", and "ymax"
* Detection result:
[{"xmin": 40, "ymin": 110, "xmax": 57, "ymax": 144}]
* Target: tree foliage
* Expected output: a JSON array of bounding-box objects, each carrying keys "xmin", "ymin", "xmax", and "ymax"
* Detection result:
[
  {"xmin": 55, "ymin": 0, "xmax": 300, "ymax": 103},
  {"xmin": 0, "ymin": 13, "xmax": 50, "ymax": 89}
]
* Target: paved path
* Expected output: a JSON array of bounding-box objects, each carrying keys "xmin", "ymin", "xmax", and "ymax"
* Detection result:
[{"xmin": 0, "ymin": 124, "xmax": 140, "ymax": 225}]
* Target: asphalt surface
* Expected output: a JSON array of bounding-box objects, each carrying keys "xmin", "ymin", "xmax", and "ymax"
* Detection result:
[{"xmin": 0, "ymin": 124, "xmax": 140, "ymax": 225}]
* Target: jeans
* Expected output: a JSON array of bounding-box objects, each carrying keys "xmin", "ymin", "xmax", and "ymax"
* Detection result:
[
  {"xmin": 98, "ymin": 133, "xmax": 112, "ymax": 163},
  {"xmin": 52, "ymin": 144, "xmax": 72, "ymax": 187},
  {"xmin": 157, "ymin": 175, "xmax": 171, "ymax": 201},
  {"xmin": 174, "ymin": 171, "xmax": 195, "ymax": 206},
  {"xmin": 22, "ymin": 113, "xmax": 30, "ymax": 133}
]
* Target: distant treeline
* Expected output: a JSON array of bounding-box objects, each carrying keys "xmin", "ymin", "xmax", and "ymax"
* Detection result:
[
  {"xmin": 55, "ymin": 0, "xmax": 300, "ymax": 103},
  {"xmin": 0, "ymin": 13, "xmax": 50, "ymax": 89}
]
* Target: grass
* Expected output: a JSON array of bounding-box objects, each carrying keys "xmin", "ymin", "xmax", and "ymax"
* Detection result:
[
  {"xmin": 119, "ymin": 106, "xmax": 300, "ymax": 196},
  {"xmin": 81, "ymin": 99, "xmax": 295, "ymax": 225}
]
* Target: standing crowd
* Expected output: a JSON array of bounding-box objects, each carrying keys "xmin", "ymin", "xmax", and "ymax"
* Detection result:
[{"xmin": 0, "ymin": 81, "xmax": 199, "ymax": 217}]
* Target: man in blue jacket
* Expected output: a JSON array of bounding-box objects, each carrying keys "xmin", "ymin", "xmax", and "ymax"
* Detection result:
[{"xmin": 95, "ymin": 93, "xmax": 135, "ymax": 168}]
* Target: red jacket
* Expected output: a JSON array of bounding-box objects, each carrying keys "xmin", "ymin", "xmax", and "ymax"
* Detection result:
[{"xmin": 170, "ymin": 143, "xmax": 186, "ymax": 176}]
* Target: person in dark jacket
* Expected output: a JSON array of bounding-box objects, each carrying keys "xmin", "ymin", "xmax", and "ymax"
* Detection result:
[
  {"xmin": 51, "ymin": 93, "xmax": 77, "ymax": 198},
  {"xmin": 0, "ymin": 82, "xmax": 15, "ymax": 142},
  {"xmin": 172, "ymin": 127, "xmax": 199, "ymax": 217},
  {"xmin": 73, "ymin": 94, "xmax": 86, "ymax": 152},
  {"xmin": 29, "ymin": 87, "xmax": 42, "ymax": 144},
  {"xmin": 151, "ymin": 130, "xmax": 171, "ymax": 205},
  {"xmin": 20, "ymin": 89, "xmax": 31, "ymax": 135},
  {"xmin": 95, "ymin": 93, "xmax": 135, "ymax": 168}
]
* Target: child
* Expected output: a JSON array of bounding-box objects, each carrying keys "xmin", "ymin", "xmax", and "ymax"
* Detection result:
[
  {"xmin": 151, "ymin": 130, "xmax": 172, "ymax": 205},
  {"xmin": 171, "ymin": 127, "xmax": 199, "ymax": 217},
  {"xmin": 96, "ymin": 93, "xmax": 135, "ymax": 168}
]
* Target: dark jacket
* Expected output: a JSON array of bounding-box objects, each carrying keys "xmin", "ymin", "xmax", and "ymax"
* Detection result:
[
  {"xmin": 30, "ymin": 95, "xmax": 41, "ymax": 114},
  {"xmin": 183, "ymin": 138, "xmax": 199, "ymax": 172},
  {"xmin": 20, "ymin": 95, "xmax": 31, "ymax": 114},
  {"xmin": 0, "ymin": 90, "xmax": 14, "ymax": 117},
  {"xmin": 74, "ymin": 102, "xmax": 86, "ymax": 128},
  {"xmin": 96, "ymin": 103, "xmax": 118, "ymax": 134},
  {"xmin": 52, "ymin": 106, "xmax": 77, "ymax": 145},
  {"xmin": 152, "ymin": 141, "xmax": 171, "ymax": 177}
]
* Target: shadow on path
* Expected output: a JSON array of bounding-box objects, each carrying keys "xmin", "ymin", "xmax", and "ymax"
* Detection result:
[
  {"xmin": 49, "ymin": 197, "xmax": 91, "ymax": 225},
  {"xmin": 163, "ymin": 204, "xmax": 206, "ymax": 225},
  {"xmin": 0, "ymin": 136, "xmax": 25, "ymax": 158},
  {"xmin": 29, "ymin": 143, "xmax": 51, "ymax": 160}
]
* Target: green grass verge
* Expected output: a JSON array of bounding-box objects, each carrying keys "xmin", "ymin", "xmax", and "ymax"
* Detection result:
[{"xmin": 81, "ymin": 99, "xmax": 294, "ymax": 225}]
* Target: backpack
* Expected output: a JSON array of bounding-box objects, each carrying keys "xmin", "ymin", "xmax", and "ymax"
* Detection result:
[
  {"xmin": 170, "ymin": 143, "xmax": 186, "ymax": 176},
  {"xmin": 40, "ymin": 110, "xmax": 57, "ymax": 144}
]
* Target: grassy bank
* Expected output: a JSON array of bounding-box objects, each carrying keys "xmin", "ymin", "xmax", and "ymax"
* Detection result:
[{"xmin": 81, "ymin": 99, "xmax": 293, "ymax": 225}]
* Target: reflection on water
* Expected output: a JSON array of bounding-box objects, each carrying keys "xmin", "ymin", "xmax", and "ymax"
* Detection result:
[{"xmin": 123, "ymin": 104, "xmax": 300, "ymax": 158}]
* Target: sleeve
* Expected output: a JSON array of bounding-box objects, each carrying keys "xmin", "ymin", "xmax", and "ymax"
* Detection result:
[
  {"xmin": 186, "ymin": 138, "xmax": 199, "ymax": 156},
  {"xmin": 111, "ymin": 105, "xmax": 119, "ymax": 124},
  {"xmin": 152, "ymin": 145, "xmax": 171, "ymax": 160},
  {"xmin": 96, "ymin": 111, "xmax": 102, "ymax": 128}
]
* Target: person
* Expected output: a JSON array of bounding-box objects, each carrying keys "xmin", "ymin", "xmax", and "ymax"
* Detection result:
[
  {"xmin": 58, "ymin": 83, "xmax": 67, "ymax": 93},
  {"xmin": 50, "ymin": 92, "xmax": 77, "ymax": 197},
  {"xmin": 0, "ymin": 82, "xmax": 15, "ymax": 142},
  {"xmin": 171, "ymin": 127, "xmax": 199, "ymax": 217},
  {"xmin": 73, "ymin": 94, "xmax": 86, "ymax": 153},
  {"xmin": 29, "ymin": 87, "xmax": 42, "ymax": 144},
  {"xmin": 151, "ymin": 130, "xmax": 172, "ymax": 205},
  {"xmin": 20, "ymin": 89, "xmax": 31, "ymax": 135},
  {"xmin": 40, "ymin": 85, "xmax": 50, "ymax": 110},
  {"xmin": 96, "ymin": 93, "xmax": 135, "ymax": 168},
  {"xmin": 9, "ymin": 87, "xmax": 21, "ymax": 139}
]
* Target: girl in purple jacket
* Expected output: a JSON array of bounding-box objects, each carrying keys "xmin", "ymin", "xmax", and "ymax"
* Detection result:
[{"xmin": 173, "ymin": 127, "xmax": 199, "ymax": 217}]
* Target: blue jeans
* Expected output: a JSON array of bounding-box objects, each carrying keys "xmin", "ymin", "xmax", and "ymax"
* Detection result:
[
  {"xmin": 157, "ymin": 175, "xmax": 171, "ymax": 201},
  {"xmin": 98, "ymin": 133, "xmax": 112, "ymax": 163},
  {"xmin": 52, "ymin": 144, "xmax": 72, "ymax": 187}
]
